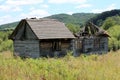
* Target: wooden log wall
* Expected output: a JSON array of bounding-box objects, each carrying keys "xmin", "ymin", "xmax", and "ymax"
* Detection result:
[{"xmin": 14, "ymin": 40, "xmax": 40, "ymax": 58}]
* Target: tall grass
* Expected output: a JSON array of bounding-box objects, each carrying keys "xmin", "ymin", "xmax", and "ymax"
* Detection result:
[{"xmin": 0, "ymin": 51, "xmax": 120, "ymax": 80}]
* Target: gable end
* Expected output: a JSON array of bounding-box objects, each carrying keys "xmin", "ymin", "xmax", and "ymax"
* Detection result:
[{"xmin": 9, "ymin": 19, "xmax": 39, "ymax": 40}]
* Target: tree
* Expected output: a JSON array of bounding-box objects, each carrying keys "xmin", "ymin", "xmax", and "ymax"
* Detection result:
[
  {"xmin": 102, "ymin": 17, "xmax": 115, "ymax": 30},
  {"xmin": 66, "ymin": 23, "xmax": 80, "ymax": 33},
  {"xmin": 107, "ymin": 25, "xmax": 120, "ymax": 51}
]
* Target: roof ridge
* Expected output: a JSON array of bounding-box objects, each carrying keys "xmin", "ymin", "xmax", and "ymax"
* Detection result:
[{"xmin": 22, "ymin": 18, "xmax": 59, "ymax": 22}]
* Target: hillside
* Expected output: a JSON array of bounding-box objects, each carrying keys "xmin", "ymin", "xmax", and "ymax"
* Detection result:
[
  {"xmin": 0, "ymin": 13, "xmax": 97, "ymax": 30},
  {"xmin": 0, "ymin": 9, "xmax": 120, "ymax": 30},
  {"xmin": 46, "ymin": 13, "xmax": 97, "ymax": 26},
  {"xmin": 0, "ymin": 22, "xmax": 19, "ymax": 30},
  {"xmin": 89, "ymin": 9, "xmax": 120, "ymax": 26}
]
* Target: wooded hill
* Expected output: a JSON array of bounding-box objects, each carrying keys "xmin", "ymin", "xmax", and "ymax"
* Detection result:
[
  {"xmin": 0, "ymin": 22, "xmax": 18, "ymax": 30},
  {"xmin": 46, "ymin": 13, "xmax": 97, "ymax": 26},
  {"xmin": 0, "ymin": 13, "xmax": 97, "ymax": 30},
  {"xmin": 89, "ymin": 9, "xmax": 120, "ymax": 26},
  {"xmin": 0, "ymin": 9, "xmax": 120, "ymax": 30}
]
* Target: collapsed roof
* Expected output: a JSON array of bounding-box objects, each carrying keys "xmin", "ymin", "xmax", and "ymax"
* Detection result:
[{"xmin": 78, "ymin": 22, "xmax": 110, "ymax": 37}]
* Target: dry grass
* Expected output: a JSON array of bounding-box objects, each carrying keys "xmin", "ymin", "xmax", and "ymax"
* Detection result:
[{"xmin": 0, "ymin": 50, "xmax": 120, "ymax": 80}]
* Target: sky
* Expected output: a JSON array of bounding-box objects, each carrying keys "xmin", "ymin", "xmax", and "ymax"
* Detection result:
[{"xmin": 0, "ymin": 0, "xmax": 120, "ymax": 25}]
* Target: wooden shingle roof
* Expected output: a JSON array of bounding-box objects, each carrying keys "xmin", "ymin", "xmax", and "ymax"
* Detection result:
[{"xmin": 9, "ymin": 18, "xmax": 75, "ymax": 40}]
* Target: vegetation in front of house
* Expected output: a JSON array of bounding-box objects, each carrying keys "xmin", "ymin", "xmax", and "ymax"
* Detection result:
[
  {"xmin": 0, "ymin": 30, "xmax": 13, "ymax": 52},
  {"xmin": 0, "ymin": 50, "xmax": 120, "ymax": 80}
]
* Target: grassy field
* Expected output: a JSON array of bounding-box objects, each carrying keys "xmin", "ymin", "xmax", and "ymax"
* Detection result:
[{"xmin": 0, "ymin": 51, "xmax": 120, "ymax": 80}]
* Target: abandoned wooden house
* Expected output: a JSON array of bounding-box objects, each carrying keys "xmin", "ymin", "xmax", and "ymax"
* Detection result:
[
  {"xmin": 74, "ymin": 22, "xmax": 110, "ymax": 55},
  {"xmin": 9, "ymin": 18, "xmax": 75, "ymax": 58}
]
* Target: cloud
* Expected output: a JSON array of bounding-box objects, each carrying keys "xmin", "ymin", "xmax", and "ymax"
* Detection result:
[
  {"xmin": 76, "ymin": 4, "xmax": 92, "ymax": 9},
  {"xmin": 41, "ymin": 4, "xmax": 49, "ymax": 8},
  {"xmin": 0, "ymin": 9, "xmax": 50, "ymax": 24},
  {"xmin": 92, "ymin": 4, "xmax": 116, "ymax": 13},
  {"xmin": 6, "ymin": 0, "xmax": 44, "ymax": 6},
  {"xmin": 48, "ymin": 0, "xmax": 87, "ymax": 4},
  {"xmin": 20, "ymin": 9, "xmax": 50, "ymax": 18},
  {"xmin": 0, "ymin": 0, "xmax": 44, "ymax": 12},
  {"xmin": 0, "ymin": 5, "xmax": 11, "ymax": 11},
  {"xmin": 0, "ymin": 4, "xmax": 22, "ymax": 12},
  {"xmin": 0, "ymin": 15, "xmax": 16, "ymax": 24},
  {"xmin": 12, "ymin": 7, "xmax": 22, "ymax": 12},
  {"xmin": 66, "ymin": 12, "xmax": 74, "ymax": 15},
  {"xmin": 107, "ymin": 4, "xmax": 116, "ymax": 10},
  {"xmin": 0, "ymin": 0, "xmax": 3, "ymax": 1}
]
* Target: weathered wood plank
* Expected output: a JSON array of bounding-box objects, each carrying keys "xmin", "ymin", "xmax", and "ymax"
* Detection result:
[{"xmin": 14, "ymin": 40, "xmax": 40, "ymax": 58}]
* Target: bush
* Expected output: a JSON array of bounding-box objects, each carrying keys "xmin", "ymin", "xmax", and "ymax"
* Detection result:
[
  {"xmin": 107, "ymin": 25, "xmax": 120, "ymax": 51},
  {"xmin": 0, "ymin": 31, "xmax": 13, "ymax": 52}
]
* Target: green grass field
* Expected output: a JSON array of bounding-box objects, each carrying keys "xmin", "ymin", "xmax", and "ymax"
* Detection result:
[{"xmin": 0, "ymin": 51, "xmax": 120, "ymax": 80}]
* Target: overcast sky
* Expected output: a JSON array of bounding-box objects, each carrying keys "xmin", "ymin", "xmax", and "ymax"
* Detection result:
[{"xmin": 0, "ymin": 0, "xmax": 120, "ymax": 25}]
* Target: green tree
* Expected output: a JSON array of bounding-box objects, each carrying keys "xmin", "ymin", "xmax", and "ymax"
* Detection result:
[
  {"xmin": 102, "ymin": 17, "xmax": 115, "ymax": 30},
  {"xmin": 107, "ymin": 25, "xmax": 120, "ymax": 51},
  {"xmin": 66, "ymin": 23, "xmax": 80, "ymax": 33}
]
